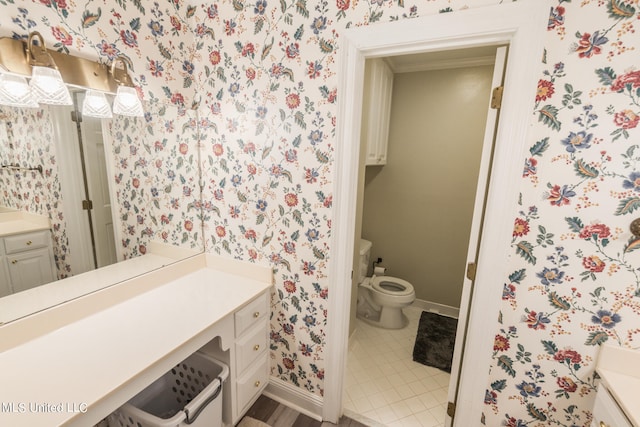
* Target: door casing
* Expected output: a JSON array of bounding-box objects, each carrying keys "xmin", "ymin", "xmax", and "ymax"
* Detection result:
[{"xmin": 324, "ymin": 1, "xmax": 549, "ymax": 424}]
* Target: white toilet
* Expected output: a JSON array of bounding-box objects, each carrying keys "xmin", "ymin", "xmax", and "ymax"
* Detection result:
[{"xmin": 356, "ymin": 239, "xmax": 416, "ymax": 329}]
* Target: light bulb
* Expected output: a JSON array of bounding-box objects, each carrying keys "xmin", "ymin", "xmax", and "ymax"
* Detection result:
[
  {"xmin": 29, "ymin": 66, "xmax": 72, "ymax": 105},
  {"xmin": 112, "ymin": 86, "xmax": 144, "ymax": 117},
  {"xmin": 0, "ymin": 73, "xmax": 38, "ymax": 108},
  {"xmin": 82, "ymin": 90, "xmax": 112, "ymax": 118}
]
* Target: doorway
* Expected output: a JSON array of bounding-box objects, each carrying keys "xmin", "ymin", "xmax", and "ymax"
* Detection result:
[
  {"xmin": 345, "ymin": 47, "xmax": 502, "ymax": 426},
  {"xmin": 323, "ymin": 2, "xmax": 548, "ymax": 425},
  {"xmin": 71, "ymin": 91, "xmax": 118, "ymax": 269},
  {"xmin": 49, "ymin": 92, "xmax": 118, "ymax": 276}
]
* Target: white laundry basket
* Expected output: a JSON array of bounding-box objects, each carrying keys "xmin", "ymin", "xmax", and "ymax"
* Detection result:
[{"xmin": 109, "ymin": 352, "xmax": 229, "ymax": 427}]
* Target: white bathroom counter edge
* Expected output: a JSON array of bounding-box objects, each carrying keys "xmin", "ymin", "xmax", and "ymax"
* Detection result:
[
  {"xmin": 0, "ymin": 253, "xmax": 273, "ymax": 427},
  {"xmin": 595, "ymin": 345, "xmax": 640, "ymax": 427}
]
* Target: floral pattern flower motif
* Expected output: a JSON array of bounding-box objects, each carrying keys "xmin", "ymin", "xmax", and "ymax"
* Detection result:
[{"xmin": 573, "ymin": 31, "xmax": 608, "ymax": 58}]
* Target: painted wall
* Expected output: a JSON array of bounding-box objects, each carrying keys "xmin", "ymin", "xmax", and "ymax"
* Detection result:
[
  {"xmin": 4, "ymin": 0, "xmax": 640, "ymax": 425},
  {"xmin": 361, "ymin": 65, "xmax": 493, "ymax": 307}
]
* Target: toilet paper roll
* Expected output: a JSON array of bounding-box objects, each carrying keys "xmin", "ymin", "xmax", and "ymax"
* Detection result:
[{"xmin": 374, "ymin": 266, "xmax": 387, "ymax": 276}]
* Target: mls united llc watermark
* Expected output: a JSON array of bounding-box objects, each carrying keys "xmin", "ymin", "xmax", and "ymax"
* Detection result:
[{"xmin": 2, "ymin": 401, "xmax": 88, "ymax": 413}]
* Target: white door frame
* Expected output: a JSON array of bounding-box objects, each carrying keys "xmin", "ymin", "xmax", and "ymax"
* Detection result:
[{"xmin": 324, "ymin": 1, "xmax": 549, "ymax": 424}]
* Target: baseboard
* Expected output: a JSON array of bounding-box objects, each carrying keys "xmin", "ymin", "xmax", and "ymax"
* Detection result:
[
  {"xmin": 264, "ymin": 378, "xmax": 323, "ymax": 422},
  {"xmin": 412, "ymin": 298, "xmax": 460, "ymax": 319}
]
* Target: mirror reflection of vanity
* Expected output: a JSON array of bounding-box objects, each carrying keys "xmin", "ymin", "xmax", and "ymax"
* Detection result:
[{"xmin": 0, "ymin": 93, "xmax": 204, "ymax": 324}]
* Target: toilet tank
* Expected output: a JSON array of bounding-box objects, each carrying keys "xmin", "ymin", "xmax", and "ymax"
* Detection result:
[{"xmin": 359, "ymin": 239, "xmax": 372, "ymax": 284}]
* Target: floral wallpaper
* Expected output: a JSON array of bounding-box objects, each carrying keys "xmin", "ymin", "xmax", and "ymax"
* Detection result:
[
  {"xmin": 3, "ymin": 0, "xmax": 640, "ymax": 425},
  {"xmin": 484, "ymin": 1, "xmax": 640, "ymax": 425},
  {"xmin": 108, "ymin": 103, "xmax": 202, "ymax": 259}
]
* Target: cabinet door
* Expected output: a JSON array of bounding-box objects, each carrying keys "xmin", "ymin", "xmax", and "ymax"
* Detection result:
[
  {"xmin": 7, "ymin": 248, "xmax": 55, "ymax": 293},
  {"xmin": 364, "ymin": 58, "xmax": 394, "ymax": 166},
  {"xmin": 0, "ymin": 256, "xmax": 11, "ymax": 298}
]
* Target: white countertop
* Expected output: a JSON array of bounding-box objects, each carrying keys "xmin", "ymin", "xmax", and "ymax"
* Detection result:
[
  {"xmin": 596, "ymin": 345, "xmax": 640, "ymax": 427},
  {"xmin": 0, "ymin": 210, "xmax": 50, "ymax": 237},
  {"xmin": 0, "ymin": 254, "xmax": 272, "ymax": 426}
]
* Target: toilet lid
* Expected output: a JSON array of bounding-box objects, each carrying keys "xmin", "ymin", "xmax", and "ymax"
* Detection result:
[{"xmin": 371, "ymin": 276, "xmax": 414, "ymax": 296}]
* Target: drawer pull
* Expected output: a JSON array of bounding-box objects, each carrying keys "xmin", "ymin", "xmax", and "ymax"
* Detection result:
[
  {"xmin": 26, "ymin": 240, "xmax": 32, "ymax": 246},
  {"xmin": 253, "ymin": 344, "xmax": 260, "ymax": 351},
  {"xmin": 599, "ymin": 422, "xmax": 609, "ymax": 427},
  {"xmin": 11, "ymin": 260, "xmax": 17, "ymax": 264},
  {"xmin": 253, "ymin": 311, "xmax": 260, "ymax": 318},
  {"xmin": 254, "ymin": 380, "xmax": 261, "ymax": 388}
]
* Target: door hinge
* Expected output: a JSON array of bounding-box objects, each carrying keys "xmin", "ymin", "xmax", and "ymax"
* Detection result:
[
  {"xmin": 82, "ymin": 200, "xmax": 93, "ymax": 210},
  {"xmin": 491, "ymin": 86, "xmax": 504, "ymax": 109},
  {"xmin": 447, "ymin": 401, "xmax": 456, "ymax": 418},
  {"xmin": 71, "ymin": 110, "xmax": 83, "ymax": 122},
  {"xmin": 466, "ymin": 262, "xmax": 477, "ymax": 281}
]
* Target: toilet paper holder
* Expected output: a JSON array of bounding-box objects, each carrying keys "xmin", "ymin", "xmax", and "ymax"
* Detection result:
[{"xmin": 372, "ymin": 258, "xmax": 386, "ymax": 275}]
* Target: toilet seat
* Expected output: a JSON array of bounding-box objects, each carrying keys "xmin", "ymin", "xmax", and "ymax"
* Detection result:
[{"xmin": 371, "ymin": 276, "xmax": 414, "ymax": 296}]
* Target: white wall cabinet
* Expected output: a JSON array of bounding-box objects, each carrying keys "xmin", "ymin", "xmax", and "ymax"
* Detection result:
[
  {"xmin": 1, "ymin": 230, "xmax": 55, "ymax": 297},
  {"xmin": 364, "ymin": 58, "xmax": 394, "ymax": 166}
]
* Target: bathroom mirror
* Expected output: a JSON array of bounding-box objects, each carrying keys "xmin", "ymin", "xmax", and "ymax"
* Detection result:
[
  {"xmin": 0, "ymin": 119, "xmax": 10, "ymax": 166},
  {"xmin": 0, "ymin": 90, "xmax": 204, "ymax": 324}
]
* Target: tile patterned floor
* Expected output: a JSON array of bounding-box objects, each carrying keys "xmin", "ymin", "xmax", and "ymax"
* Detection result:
[{"xmin": 344, "ymin": 305, "xmax": 450, "ymax": 427}]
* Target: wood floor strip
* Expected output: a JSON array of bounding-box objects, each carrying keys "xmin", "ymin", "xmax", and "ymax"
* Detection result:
[
  {"xmin": 246, "ymin": 395, "xmax": 281, "ymax": 422},
  {"xmin": 243, "ymin": 395, "xmax": 369, "ymax": 427},
  {"xmin": 267, "ymin": 403, "xmax": 302, "ymax": 426},
  {"xmin": 292, "ymin": 413, "xmax": 322, "ymax": 427}
]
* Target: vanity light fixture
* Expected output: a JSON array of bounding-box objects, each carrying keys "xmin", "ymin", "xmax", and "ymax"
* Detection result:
[
  {"xmin": 26, "ymin": 31, "xmax": 72, "ymax": 106},
  {"xmin": 0, "ymin": 73, "xmax": 38, "ymax": 108},
  {"xmin": 111, "ymin": 56, "xmax": 144, "ymax": 117},
  {"xmin": 0, "ymin": 33, "xmax": 143, "ymax": 117}
]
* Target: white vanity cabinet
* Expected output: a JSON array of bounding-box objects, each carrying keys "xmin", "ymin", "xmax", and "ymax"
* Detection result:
[
  {"xmin": 0, "ymin": 250, "xmax": 9, "ymax": 297},
  {"xmin": 233, "ymin": 293, "xmax": 270, "ymax": 420},
  {"xmin": 0, "ymin": 254, "xmax": 273, "ymax": 427},
  {"xmin": 3, "ymin": 230, "xmax": 56, "ymax": 294},
  {"xmin": 363, "ymin": 58, "xmax": 394, "ymax": 166},
  {"xmin": 594, "ymin": 345, "xmax": 640, "ymax": 427},
  {"xmin": 591, "ymin": 384, "xmax": 633, "ymax": 427},
  {"xmin": 204, "ymin": 291, "xmax": 270, "ymax": 425},
  {"xmin": 0, "ymin": 211, "xmax": 55, "ymax": 298}
]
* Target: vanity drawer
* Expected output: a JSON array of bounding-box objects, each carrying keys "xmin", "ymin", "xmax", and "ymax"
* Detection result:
[
  {"xmin": 592, "ymin": 384, "xmax": 633, "ymax": 427},
  {"xmin": 236, "ymin": 357, "xmax": 269, "ymax": 414},
  {"xmin": 236, "ymin": 321, "xmax": 268, "ymax": 374},
  {"xmin": 4, "ymin": 230, "xmax": 50, "ymax": 254},
  {"xmin": 235, "ymin": 293, "xmax": 268, "ymax": 337}
]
